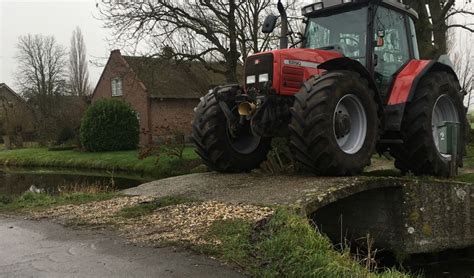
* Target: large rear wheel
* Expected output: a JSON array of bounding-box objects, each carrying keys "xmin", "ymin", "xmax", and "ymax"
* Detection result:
[
  {"xmin": 289, "ymin": 71, "xmax": 379, "ymax": 176},
  {"xmin": 390, "ymin": 71, "xmax": 467, "ymax": 177},
  {"xmin": 192, "ymin": 86, "xmax": 271, "ymax": 173}
]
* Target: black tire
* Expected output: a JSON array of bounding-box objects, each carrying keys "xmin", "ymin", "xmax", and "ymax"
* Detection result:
[
  {"xmin": 289, "ymin": 71, "xmax": 379, "ymax": 176},
  {"xmin": 192, "ymin": 86, "xmax": 271, "ymax": 173},
  {"xmin": 390, "ymin": 71, "xmax": 467, "ymax": 177}
]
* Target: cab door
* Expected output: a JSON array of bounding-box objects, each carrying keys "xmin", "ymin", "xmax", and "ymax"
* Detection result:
[{"xmin": 373, "ymin": 6, "xmax": 411, "ymax": 101}]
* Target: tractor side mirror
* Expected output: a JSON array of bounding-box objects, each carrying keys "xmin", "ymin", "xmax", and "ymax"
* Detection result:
[
  {"xmin": 376, "ymin": 30, "xmax": 385, "ymax": 47},
  {"xmin": 262, "ymin": 15, "xmax": 278, "ymax": 34}
]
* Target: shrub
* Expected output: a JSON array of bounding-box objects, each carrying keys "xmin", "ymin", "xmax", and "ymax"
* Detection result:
[
  {"xmin": 0, "ymin": 195, "xmax": 13, "ymax": 205},
  {"xmin": 80, "ymin": 99, "xmax": 139, "ymax": 152},
  {"xmin": 55, "ymin": 126, "xmax": 77, "ymax": 146}
]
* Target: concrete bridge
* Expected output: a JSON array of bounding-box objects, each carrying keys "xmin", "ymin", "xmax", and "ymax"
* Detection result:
[{"xmin": 123, "ymin": 173, "xmax": 473, "ymax": 255}]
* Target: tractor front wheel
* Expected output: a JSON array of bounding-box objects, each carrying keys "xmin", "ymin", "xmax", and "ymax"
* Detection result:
[
  {"xmin": 289, "ymin": 71, "xmax": 379, "ymax": 176},
  {"xmin": 390, "ymin": 71, "xmax": 467, "ymax": 177},
  {"xmin": 192, "ymin": 86, "xmax": 271, "ymax": 173}
]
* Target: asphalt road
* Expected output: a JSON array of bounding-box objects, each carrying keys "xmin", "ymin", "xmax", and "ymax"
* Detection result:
[{"xmin": 0, "ymin": 217, "xmax": 244, "ymax": 278}]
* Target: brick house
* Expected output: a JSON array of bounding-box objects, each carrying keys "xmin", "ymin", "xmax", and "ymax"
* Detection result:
[
  {"xmin": 0, "ymin": 83, "xmax": 35, "ymax": 140},
  {"xmin": 92, "ymin": 50, "xmax": 226, "ymax": 145}
]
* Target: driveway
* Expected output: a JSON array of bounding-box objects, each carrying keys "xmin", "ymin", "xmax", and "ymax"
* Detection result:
[{"xmin": 0, "ymin": 217, "xmax": 244, "ymax": 278}]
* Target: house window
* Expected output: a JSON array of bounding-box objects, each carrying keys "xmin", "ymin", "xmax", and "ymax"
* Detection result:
[{"xmin": 111, "ymin": 77, "xmax": 123, "ymax": 96}]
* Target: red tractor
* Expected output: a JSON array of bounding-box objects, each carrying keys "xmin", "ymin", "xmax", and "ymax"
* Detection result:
[{"xmin": 192, "ymin": 0, "xmax": 467, "ymax": 177}]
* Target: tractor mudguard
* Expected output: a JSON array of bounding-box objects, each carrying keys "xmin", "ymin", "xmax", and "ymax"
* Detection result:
[
  {"xmin": 318, "ymin": 57, "xmax": 385, "ymax": 114},
  {"xmin": 385, "ymin": 57, "xmax": 460, "ymax": 131}
]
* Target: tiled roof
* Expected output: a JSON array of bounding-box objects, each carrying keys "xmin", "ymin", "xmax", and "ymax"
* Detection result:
[
  {"xmin": 122, "ymin": 56, "xmax": 228, "ymax": 99},
  {"xmin": 0, "ymin": 83, "xmax": 26, "ymax": 102}
]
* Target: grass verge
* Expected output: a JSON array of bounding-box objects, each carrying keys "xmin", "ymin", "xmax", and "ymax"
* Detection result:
[
  {"xmin": 115, "ymin": 196, "xmax": 198, "ymax": 218},
  {"xmin": 455, "ymin": 173, "xmax": 474, "ymax": 183},
  {"xmin": 0, "ymin": 147, "xmax": 199, "ymax": 178},
  {"xmin": 0, "ymin": 191, "xmax": 117, "ymax": 211},
  {"xmin": 202, "ymin": 209, "xmax": 412, "ymax": 278}
]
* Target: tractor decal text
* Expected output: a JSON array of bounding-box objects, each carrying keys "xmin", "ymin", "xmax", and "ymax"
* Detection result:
[{"xmin": 283, "ymin": 59, "xmax": 319, "ymax": 69}]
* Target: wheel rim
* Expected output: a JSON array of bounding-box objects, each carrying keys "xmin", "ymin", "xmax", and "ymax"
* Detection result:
[
  {"xmin": 432, "ymin": 95, "xmax": 459, "ymax": 157},
  {"xmin": 227, "ymin": 121, "xmax": 261, "ymax": 155},
  {"xmin": 333, "ymin": 94, "xmax": 367, "ymax": 154}
]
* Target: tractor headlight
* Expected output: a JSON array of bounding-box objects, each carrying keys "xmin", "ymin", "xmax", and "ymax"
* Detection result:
[
  {"xmin": 302, "ymin": 2, "xmax": 323, "ymax": 15},
  {"xmin": 246, "ymin": 75, "xmax": 256, "ymax": 84},
  {"xmin": 259, "ymin": 73, "xmax": 269, "ymax": 83},
  {"xmin": 304, "ymin": 5, "xmax": 314, "ymax": 14},
  {"xmin": 314, "ymin": 2, "xmax": 323, "ymax": 10}
]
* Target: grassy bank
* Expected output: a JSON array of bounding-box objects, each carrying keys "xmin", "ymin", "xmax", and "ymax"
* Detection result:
[
  {"xmin": 202, "ymin": 209, "xmax": 411, "ymax": 277},
  {"xmin": 0, "ymin": 191, "xmax": 117, "ymax": 211},
  {"xmin": 0, "ymin": 147, "xmax": 199, "ymax": 178}
]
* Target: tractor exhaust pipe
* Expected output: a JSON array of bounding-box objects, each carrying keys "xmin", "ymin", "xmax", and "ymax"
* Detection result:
[
  {"xmin": 277, "ymin": 0, "xmax": 288, "ymax": 49},
  {"xmin": 238, "ymin": 102, "xmax": 257, "ymax": 116}
]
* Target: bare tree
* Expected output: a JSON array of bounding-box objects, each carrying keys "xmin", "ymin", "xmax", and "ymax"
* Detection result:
[
  {"xmin": 405, "ymin": 0, "xmax": 473, "ymax": 58},
  {"xmin": 16, "ymin": 34, "xmax": 67, "ymax": 98},
  {"xmin": 15, "ymin": 34, "xmax": 67, "ymax": 142},
  {"xmin": 445, "ymin": 2, "xmax": 474, "ymax": 111},
  {"xmin": 235, "ymin": 0, "xmax": 301, "ymax": 58},
  {"xmin": 236, "ymin": 0, "xmax": 273, "ymax": 60},
  {"xmin": 456, "ymin": 48, "xmax": 474, "ymax": 107},
  {"xmin": 69, "ymin": 27, "xmax": 91, "ymax": 96},
  {"xmin": 449, "ymin": 30, "xmax": 473, "ymax": 109},
  {"xmin": 98, "ymin": 0, "xmax": 297, "ymax": 83}
]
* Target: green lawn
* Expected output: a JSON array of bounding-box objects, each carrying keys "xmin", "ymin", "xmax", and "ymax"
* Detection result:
[{"xmin": 0, "ymin": 147, "xmax": 199, "ymax": 178}]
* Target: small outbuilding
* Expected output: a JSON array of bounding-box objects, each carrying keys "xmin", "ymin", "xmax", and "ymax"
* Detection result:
[{"xmin": 92, "ymin": 50, "xmax": 226, "ymax": 145}]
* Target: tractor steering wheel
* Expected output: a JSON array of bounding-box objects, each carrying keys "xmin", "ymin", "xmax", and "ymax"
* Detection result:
[
  {"xmin": 339, "ymin": 36, "xmax": 360, "ymax": 55},
  {"xmin": 340, "ymin": 36, "xmax": 359, "ymax": 46}
]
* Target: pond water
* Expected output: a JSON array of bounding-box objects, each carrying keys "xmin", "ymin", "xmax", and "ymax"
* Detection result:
[
  {"xmin": 404, "ymin": 247, "xmax": 474, "ymax": 278},
  {"xmin": 0, "ymin": 167, "xmax": 151, "ymax": 196}
]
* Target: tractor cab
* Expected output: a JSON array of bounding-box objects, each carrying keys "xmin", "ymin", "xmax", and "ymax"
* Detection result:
[{"xmin": 301, "ymin": 0, "xmax": 419, "ymax": 100}]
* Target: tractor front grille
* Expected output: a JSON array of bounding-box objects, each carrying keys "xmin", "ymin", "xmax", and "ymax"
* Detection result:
[{"xmin": 245, "ymin": 53, "xmax": 274, "ymax": 91}]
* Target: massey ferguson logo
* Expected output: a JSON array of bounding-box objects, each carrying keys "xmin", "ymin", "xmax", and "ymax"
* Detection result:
[
  {"xmin": 283, "ymin": 59, "xmax": 319, "ymax": 69},
  {"xmin": 285, "ymin": 60, "xmax": 302, "ymax": 66}
]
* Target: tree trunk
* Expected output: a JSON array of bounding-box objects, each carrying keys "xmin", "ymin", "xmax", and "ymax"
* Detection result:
[
  {"xmin": 405, "ymin": 0, "xmax": 435, "ymax": 58},
  {"xmin": 404, "ymin": 0, "xmax": 452, "ymax": 59},
  {"xmin": 2, "ymin": 135, "xmax": 11, "ymax": 150},
  {"xmin": 427, "ymin": 0, "xmax": 448, "ymax": 57},
  {"xmin": 226, "ymin": 0, "xmax": 239, "ymax": 83},
  {"xmin": 15, "ymin": 133, "xmax": 24, "ymax": 148}
]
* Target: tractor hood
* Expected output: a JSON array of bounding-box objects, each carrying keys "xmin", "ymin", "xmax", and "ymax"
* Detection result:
[{"xmin": 244, "ymin": 48, "xmax": 343, "ymax": 95}]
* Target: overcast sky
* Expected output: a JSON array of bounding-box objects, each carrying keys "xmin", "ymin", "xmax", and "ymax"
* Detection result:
[
  {"xmin": 0, "ymin": 0, "xmax": 472, "ymax": 94},
  {"xmin": 0, "ymin": 0, "xmax": 113, "ymax": 92}
]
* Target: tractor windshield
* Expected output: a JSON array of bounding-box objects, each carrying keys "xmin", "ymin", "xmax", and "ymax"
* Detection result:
[{"xmin": 305, "ymin": 7, "xmax": 368, "ymax": 65}]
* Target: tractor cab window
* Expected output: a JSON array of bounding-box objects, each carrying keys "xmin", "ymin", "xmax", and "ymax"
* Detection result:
[
  {"xmin": 305, "ymin": 7, "xmax": 368, "ymax": 65},
  {"xmin": 373, "ymin": 6, "xmax": 410, "ymax": 97}
]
